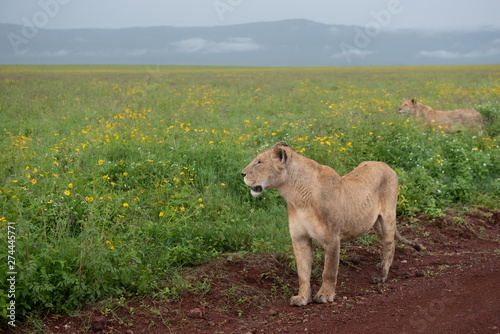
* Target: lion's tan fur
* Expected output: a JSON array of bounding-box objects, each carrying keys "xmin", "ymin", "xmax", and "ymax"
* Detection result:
[
  {"xmin": 398, "ymin": 98, "xmax": 484, "ymax": 133},
  {"xmin": 242, "ymin": 142, "xmax": 423, "ymax": 307}
]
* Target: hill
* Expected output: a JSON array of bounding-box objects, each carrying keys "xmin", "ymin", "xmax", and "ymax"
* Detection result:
[{"xmin": 1, "ymin": 19, "xmax": 499, "ymax": 66}]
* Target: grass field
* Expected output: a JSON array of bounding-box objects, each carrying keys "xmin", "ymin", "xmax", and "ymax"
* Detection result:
[{"xmin": 1, "ymin": 65, "xmax": 499, "ymax": 319}]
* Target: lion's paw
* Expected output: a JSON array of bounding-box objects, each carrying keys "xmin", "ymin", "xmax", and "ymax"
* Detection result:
[
  {"xmin": 313, "ymin": 291, "xmax": 335, "ymax": 304},
  {"xmin": 290, "ymin": 295, "xmax": 310, "ymax": 307}
]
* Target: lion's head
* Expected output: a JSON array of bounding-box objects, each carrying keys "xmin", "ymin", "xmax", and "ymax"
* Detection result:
[
  {"xmin": 398, "ymin": 98, "xmax": 418, "ymax": 115},
  {"xmin": 241, "ymin": 142, "xmax": 290, "ymax": 197}
]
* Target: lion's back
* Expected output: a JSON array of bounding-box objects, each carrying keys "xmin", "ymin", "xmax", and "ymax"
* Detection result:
[
  {"xmin": 343, "ymin": 161, "xmax": 398, "ymax": 193},
  {"xmin": 432, "ymin": 108, "xmax": 484, "ymax": 131}
]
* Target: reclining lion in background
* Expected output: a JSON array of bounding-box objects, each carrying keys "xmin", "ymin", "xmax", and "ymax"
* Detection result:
[
  {"xmin": 398, "ymin": 98, "xmax": 484, "ymax": 133},
  {"xmin": 241, "ymin": 142, "xmax": 424, "ymax": 307}
]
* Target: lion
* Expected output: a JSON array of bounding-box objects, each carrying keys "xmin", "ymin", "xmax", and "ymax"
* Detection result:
[
  {"xmin": 398, "ymin": 98, "xmax": 484, "ymax": 133},
  {"xmin": 241, "ymin": 142, "xmax": 424, "ymax": 307}
]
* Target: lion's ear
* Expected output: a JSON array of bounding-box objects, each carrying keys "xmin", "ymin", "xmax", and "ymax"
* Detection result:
[
  {"xmin": 411, "ymin": 98, "xmax": 417, "ymax": 105},
  {"xmin": 275, "ymin": 141, "xmax": 288, "ymax": 147},
  {"xmin": 274, "ymin": 146, "xmax": 287, "ymax": 164}
]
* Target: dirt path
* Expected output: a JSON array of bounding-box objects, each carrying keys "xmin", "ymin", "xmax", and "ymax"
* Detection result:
[
  {"xmin": 4, "ymin": 209, "xmax": 500, "ymax": 334},
  {"xmin": 318, "ymin": 255, "xmax": 500, "ymax": 334}
]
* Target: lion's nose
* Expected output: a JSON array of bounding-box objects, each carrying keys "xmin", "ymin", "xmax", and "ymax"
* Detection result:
[{"xmin": 241, "ymin": 172, "xmax": 246, "ymax": 177}]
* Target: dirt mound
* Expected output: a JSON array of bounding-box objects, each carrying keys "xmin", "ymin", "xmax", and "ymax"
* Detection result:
[{"xmin": 4, "ymin": 209, "xmax": 500, "ymax": 333}]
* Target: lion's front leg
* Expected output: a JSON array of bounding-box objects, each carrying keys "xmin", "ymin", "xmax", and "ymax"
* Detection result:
[
  {"xmin": 314, "ymin": 239, "xmax": 340, "ymax": 304},
  {"xmin": 289, "ymin": 236, "xmax": 313, "ymax": 307}
]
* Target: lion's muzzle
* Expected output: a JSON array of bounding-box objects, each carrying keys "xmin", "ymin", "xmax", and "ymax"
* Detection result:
[{"xmin": 241, "ymin": 171, "xmax": 264, "ymax": 197}]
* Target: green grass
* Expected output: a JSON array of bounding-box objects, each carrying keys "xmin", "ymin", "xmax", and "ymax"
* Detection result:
[{"xmin": 0, "ymin": 65, "xmax": 499, "ymax": 319}]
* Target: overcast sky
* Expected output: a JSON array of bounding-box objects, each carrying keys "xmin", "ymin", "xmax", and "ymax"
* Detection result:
[{"xmin": 1, "ymin": 0, "xmax": 500, "ymax": 30}]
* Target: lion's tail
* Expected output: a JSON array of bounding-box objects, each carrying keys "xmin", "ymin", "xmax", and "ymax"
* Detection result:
[{"xmin": 395, "ymin": 230, "xmax": 425, "ymax": 252}]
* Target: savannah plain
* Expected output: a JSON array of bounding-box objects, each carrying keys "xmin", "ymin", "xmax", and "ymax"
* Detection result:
[{"xmin": 1, "ymin": 65, "xmax": 499, "ymax": 333}]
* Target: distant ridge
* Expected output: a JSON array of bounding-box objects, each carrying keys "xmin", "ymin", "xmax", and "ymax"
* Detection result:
[{"xmin": 1, "ymin": 19, "xmax": 499, "ymax": 66}]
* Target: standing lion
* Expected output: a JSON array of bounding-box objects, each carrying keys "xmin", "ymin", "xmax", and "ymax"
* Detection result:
[{"xmin": 242, "ymin": 142, "xmax": 424, "ymax": 306}]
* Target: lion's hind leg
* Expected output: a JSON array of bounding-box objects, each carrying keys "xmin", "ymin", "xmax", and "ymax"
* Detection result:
[{"xmin": 371, "ymin": 215, "xmax": 396, "ymax": 284}]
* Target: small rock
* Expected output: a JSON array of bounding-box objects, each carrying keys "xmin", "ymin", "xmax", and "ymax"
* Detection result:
[
  {"xmin": 401, "ymin": 260, "xmax": 407, "ymax": 264},
  {"xmin": 268, "ymin": 309, "xmax": 278, "ymax": 316},
  {"xmin": 404, "ymin": 272, "xmax": 412, "ymax": 279},
  {"xmin": 92, "ymin": 315, "xmax": 107, "ymax": 332},
  {"xmin": 415, "ymin": 270, "xmax": 426, "ymax": 277},
  {"xmin": 351, "ymin": 256, "xmax": 361, "ymax": 265},
  {"xmin": 179, "ymin": 291, "xmax": 191, "ymax": 298},
  {"xmin": 188, "ymin": 308, "xmax": 203, "ymax": 319},
  {"xmin": 126, "ymin": 330, "xmax": 134, "ymax": 334},
  {"xmin": 208, "ymin": 321, "xmax": 216, "ymax": 327}
]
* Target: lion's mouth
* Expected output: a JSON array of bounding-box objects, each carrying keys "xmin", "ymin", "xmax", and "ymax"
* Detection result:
[
  {"xmin": 250, "ymin": 185, "xmax": 263, "ymax": 196},
  {"xmin": 252, "ymin": 185, "xmax": 263, "ymax": 193}
]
